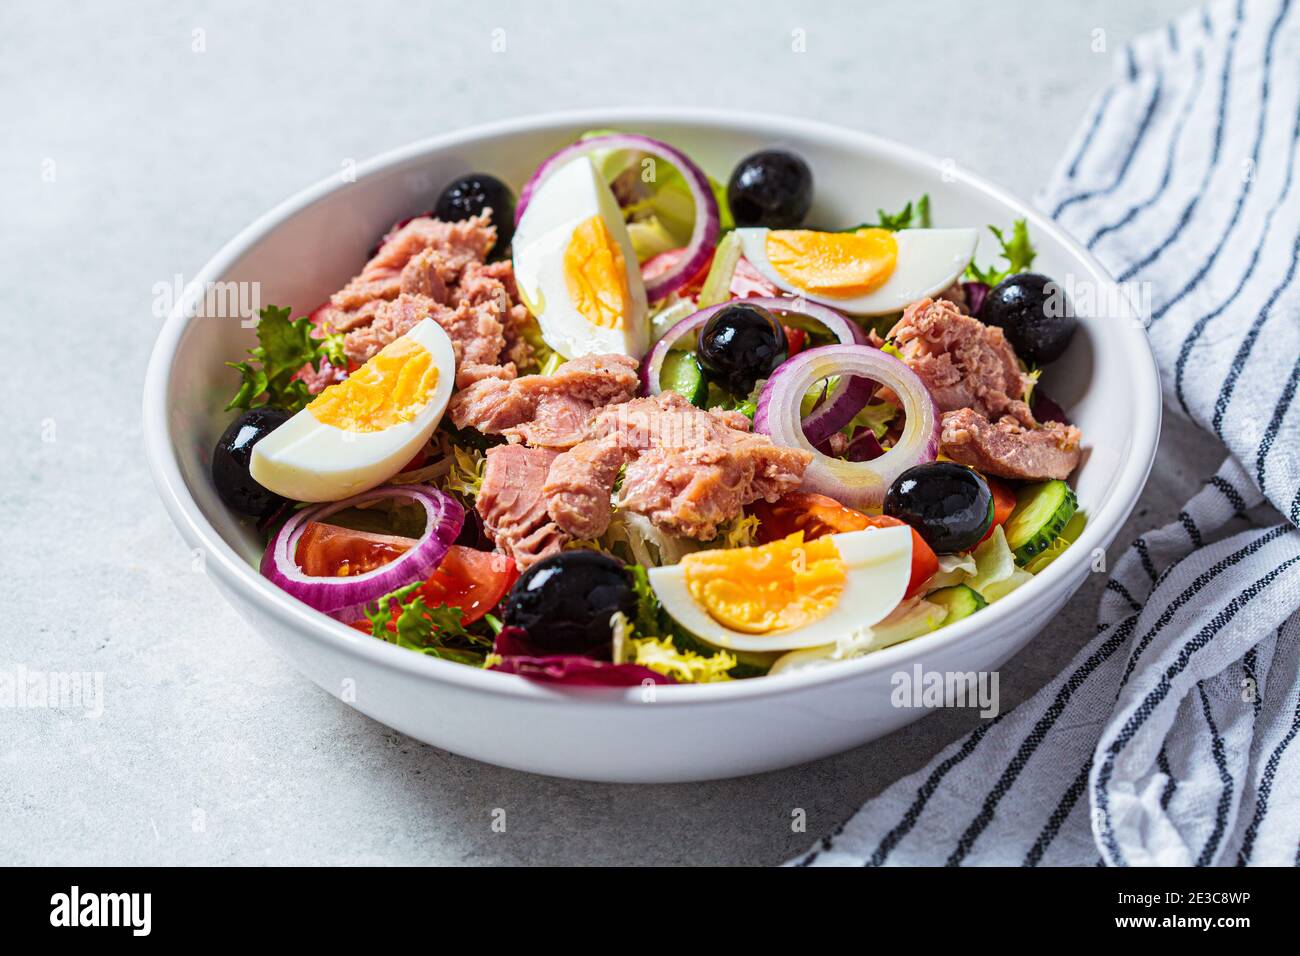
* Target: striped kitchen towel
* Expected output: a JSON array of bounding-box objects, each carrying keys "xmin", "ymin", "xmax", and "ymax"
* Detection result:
[{"xmin": 792, "ymin": 0, "xmax": 1300, "ymax": 866}]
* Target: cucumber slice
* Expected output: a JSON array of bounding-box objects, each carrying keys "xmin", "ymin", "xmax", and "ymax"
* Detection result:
[
  {"xmin": 1003, "ymin": 480, "xmax": 1078, "ymax": 564},
  {"xmin": 660, "ymin": 350, "xmax": 707, "ymax": 407},
  {"xmin": 697, "ymin": 231, "xmax": 743, "ymax": 307},
  {"xmin": 1023, "ymin": 510, "xmax": 1087, "ymax": 574},
  {"xmin": 926, "ymin": 584, "xmax": 988, "ymax": 623}
]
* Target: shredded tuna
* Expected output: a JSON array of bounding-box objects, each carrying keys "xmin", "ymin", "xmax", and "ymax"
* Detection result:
[
  {"xmin": 323, "ymin": 214, "xmax": 496, "ymax": 331},
  {"xmin": 293, "ymin": 356, "xmax": 348, "ymax": 394},
  {"xmin": 398, "ymin": 247, "xmax": 451, "ymax": 302},
  {"xmin": 941, "ymin": 408, "xmax": 1082, "ymax": 481},
  {"xmin": 545, "ymin": 392, "xmax": 810, "ymax": 541},
  {"xmin": 477, "ymin": 444, "xmax": 568, "ymax": 569},
  {"xmin": 457, "ymin": 260, "xmax": 534, "ymax": 371},
  {"xmin": 889, "ymin": 297, "xmax": 1083, "ymax": 481},
  {"xmin": 301, "ymin": 213, "xmax": 533, "ymax": 392},
  {"xmin": 449, "ymin": 354, "xmax": 640, "ymax": 447},
  {"xmin": 543, "ymin": 435, "xmax": 625, "ymax": 540},
  {"xmin": 889, "ymin": 297, "xmax": 1033, "ymax": 423},
  {"xmin": 338, "ymin": 292, "xmax": 515, "ymax": 389}
]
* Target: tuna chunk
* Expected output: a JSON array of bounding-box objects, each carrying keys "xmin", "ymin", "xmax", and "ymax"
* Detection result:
[
  {"xmin": 888, "ymin": 297, "xmax": 1033, "ymax": 423},
  {"xmin": 889, "ymin": 297, "xmax": 1084, "ymax": 481},
  {"xmin": 619, "ymin": 438, "xmax": 809, "ymax": 540},
  {"xmin": 546, "ymin": 392, "xmax": 811, "ymax": 541},
  {"xmin": 300, "ymin": 213, "xmax": 533, "ymax": 392},
  {"xmin": 544, "ymin": 435, "xmax": 625, "ymax": 540},
  {"xmin": 457, "ymin": 260, "xmax": 534, "ymax": 371},
  {"xmin": 449, "ymin": 354, "xmax": 640, "ymax": 447},
  {"xmin": 477, "ymin": 444, "xmax": 568, "ymax": 568},
  {"xmin": 941, "ymin": 408, "xmax": 1082, "ymax": 481},
  {"xmin": 339, "ymin": 292, "xmax": 515, "ymax": 389},
  {"xmin": 323, "ymin": 214, "xmax": 496, "ymax": 331},
  {"xmin": 398, "ymin": 247, "xmax": 451, "ymax": 302}
]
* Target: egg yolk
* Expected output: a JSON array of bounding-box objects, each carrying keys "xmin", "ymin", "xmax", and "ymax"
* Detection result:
[
  {"xmin": 308, "ymin": 337, "xmax": 437, "ymax": 432},
  {"xmin": 682, "ymin": 532, "xmax": 846, "ymax": 634},
  {"xmin": 765, "ymin": 227, "xmax": 898, "ymax": 297},
  {"xmin": 564, "ymin": 215, "xmax": 631, "ymax": 329}
]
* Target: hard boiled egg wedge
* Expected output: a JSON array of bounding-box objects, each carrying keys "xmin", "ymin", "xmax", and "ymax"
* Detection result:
[
  {"xmin": 512, "ymin": 155, "xmax": 650, "ymax": 360},
  {"xmin": 250, "ymin": 319, "xmax": 455, "ymax": 502},
  {"xmin": 647, "ymin": 525, "xmax": 912, "ymax": 652},
  {"xmin": 735, "ymin": 226, "xmax": 978, "ymax": 316}
]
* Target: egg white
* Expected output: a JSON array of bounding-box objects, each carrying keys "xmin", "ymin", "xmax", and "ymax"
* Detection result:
[
  {"xmin": 249, "ymin": 318, "xmax": 456, "ymax": 503},
  {"xmin": 647, "ymin": 524, "xmax": 913, "ymax": 651},
  {"xmin": 512, "ymin": 156, "xmax": 649, "ymax": 360},
  {"xmin": 735, "ymin": 227, "xmax": 979, "ymax": 316}
]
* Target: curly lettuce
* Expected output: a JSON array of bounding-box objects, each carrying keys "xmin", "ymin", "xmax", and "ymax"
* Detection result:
[
  {"xmin": 226, "ymin": 304, "xmax": 345, "ymax": 412},
  {"xmin": 965, "ymin": 219, "xmax": 1037, "ymax": 288},
  {"xmin": 626, "ymin": 635, "xmax": 736, "ymax": 683}
]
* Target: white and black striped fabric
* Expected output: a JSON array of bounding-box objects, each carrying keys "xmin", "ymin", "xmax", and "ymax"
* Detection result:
[{"xmin": 792, "ymin": 0, "xmax": 1300, "ymax": 866}]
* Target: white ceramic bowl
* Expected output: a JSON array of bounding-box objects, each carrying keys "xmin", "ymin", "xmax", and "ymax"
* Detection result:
[{"xmin": 144, "ymin": 109, "xmax": 1160, "ymax": 783}]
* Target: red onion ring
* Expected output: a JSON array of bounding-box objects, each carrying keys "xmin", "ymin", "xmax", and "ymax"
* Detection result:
[
  {"xmin": 754, "ymin": 345, "xmax": 941, "ymax": 510},
  {"xmin": 801, "ymin": 374, "xmax": 877, "ymax": 448},
  {"xmin": 844, "ymin": 428, "xmax": 885, "ymax": 461},
  {"xmin": 515, "ymin": 134, "xmax": 720, "ymax": 302},
  {"xmin": 260, "ymin": 485, "xmax": 464, "ymax": 618},
  {"xmin": 640, "ymin": 296, "xmax": 865, "ymax": 397}
]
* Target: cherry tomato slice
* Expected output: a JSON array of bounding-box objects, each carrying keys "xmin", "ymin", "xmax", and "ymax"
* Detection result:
[
  {"xmin": 783, "ymin": 325, "xmax": 807, "ymax": 356},
  {"xmin": 979, "ymin": 476, "xmax": 1018, "ymax": 543},
  {"xmin": 294, "ymin": 522, "xmax": 417, "ymax": 577},
  {"xmin": 347, "ymin": 545, "xmax": 518, "ymax": 636},
  {"xmin": 418, "ymin": 546, "xmax": 519, "ymax": 625},
  {"xmin": 748, "ymin": 492, "xmax": 939, "ymax": 598}
]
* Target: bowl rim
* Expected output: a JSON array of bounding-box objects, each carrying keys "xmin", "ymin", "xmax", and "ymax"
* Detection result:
[{"xmin": 143, "ymin": 106, "xmax": 1161, "ymax": 707}]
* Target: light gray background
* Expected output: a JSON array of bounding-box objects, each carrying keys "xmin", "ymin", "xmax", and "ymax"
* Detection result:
[{"xmin": 2, "ymin": 0, "xmax": 1209, "ymax": 865}]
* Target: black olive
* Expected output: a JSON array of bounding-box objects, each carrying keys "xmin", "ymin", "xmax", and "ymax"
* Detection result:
[
  {"xmin": 883, "ymin": 462, "xmax": 994, "ymax": 554},
  {"xmin": 726, "ymin": 149, "xmax": 813, "ymax": 228},
  {"xmin": 981, "ymin": 273, "xmax": 1076, "ymax": 365},
  {"xmin": 697, "ymin": 302, "xmax": 788, "ymax": 397},
  {"xmin": 502, "ymin": 551, "xmax": 635, "ymax": 655},
  {"xmin": 434, "ymin": 173, "xmax": 516, "ymax": 250},
  {"xmin": 212, "ymin": 407, "xmax": 291, "ymax": 517}
]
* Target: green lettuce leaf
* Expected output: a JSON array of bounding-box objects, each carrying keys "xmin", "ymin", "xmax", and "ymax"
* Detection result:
[
  {"xmin": 225, "ymin": 304, "xmax": 345, "ymax": 412},
  {"xmin": 874, "ymin": 194, "xmax": 932, "ymax": 231},
  {"xmin": 965, "ymin": 219, "xmax": 1037, "ymax": 287}
]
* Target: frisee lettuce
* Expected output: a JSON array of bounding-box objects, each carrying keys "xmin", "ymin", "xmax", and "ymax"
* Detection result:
[
  {"xmin": 226, "ymin": 304, "xmax": 345, "ymax": 413},
  {"xmin": 965, "ymin": 219, "xmax": 1037, "ymax": 288},
  {"xmin": 623, "ymin": 563, "xmax": 765, "ymax": 681},
  {"xmin": 438, "ymin": 444, "xmax": 486, "ymax": 501},
  {"xmin": 871, "ymin": 194, "xmax": 932, "ymax": 231},
  {"xmin": 627, "ymin": 635, "xmax": 736, "ymax": 683}
]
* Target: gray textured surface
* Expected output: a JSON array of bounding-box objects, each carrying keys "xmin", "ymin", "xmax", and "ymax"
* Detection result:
[{"xmin": 1, "ymin": 0, "xmax": 1210, "ymax": 865}]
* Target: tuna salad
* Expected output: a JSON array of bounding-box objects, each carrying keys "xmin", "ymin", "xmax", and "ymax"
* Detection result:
[{"xmin": 209, "ymin": 133, "xmax": 1087, "ymax": 686}]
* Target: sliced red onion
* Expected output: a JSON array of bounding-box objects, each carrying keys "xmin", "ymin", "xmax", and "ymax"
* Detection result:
[
  {"xmin": 754, "ymin": 345, "xmax": 941, "ymax": 510},
  {"xmin": 845, "ymin": 429, "xmax": 885, "ymax": 461},
  {"xmin": 516, "ymin": 134, "xmax": 719, "ymax": 302},
  {"xmin": 490, "ymin": 627, "xmax": 673, "ymax": 685},
  {"xmin": 1031, "ymin": 388, "xmax": 1072, "ymax": 425},
  {"xmin": 640, "ymin": 296, "xmax": 866, "ymax": 397},
  {"xmin": 962, "ymin": 280, "xmax": 990, "ymax": 317},
  {"xmin": 261, "ymin": 485, "xmax": 464, "ymax": 618},
  {"xmin": 801, "ymin": 374, "xmax": 876, "ymax": 447}
]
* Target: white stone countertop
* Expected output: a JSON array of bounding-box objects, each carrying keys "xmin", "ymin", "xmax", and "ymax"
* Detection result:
[{"xmin": 2, "ymin": 0, "xmax": 1211, "ymax": 865}]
